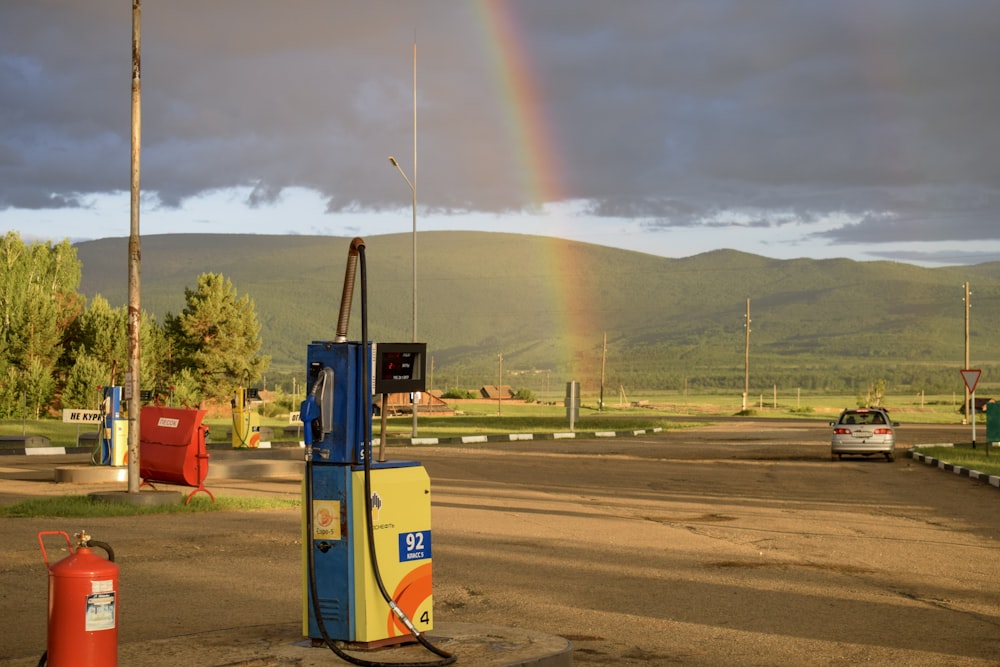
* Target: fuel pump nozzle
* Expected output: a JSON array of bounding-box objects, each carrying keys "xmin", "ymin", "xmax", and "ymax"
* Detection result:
[{"xmin": 300, "ymin": 367, "xmax": 334, "ymax": 448}]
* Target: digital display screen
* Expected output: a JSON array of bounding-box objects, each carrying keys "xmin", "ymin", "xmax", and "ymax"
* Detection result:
[
  {"xmin": 374, "ymin": 343, "xmax": 426, "ymax": 394},
  {"xmin": 381, "ymin": 351, "xmax": 415, "ymax": 381}
]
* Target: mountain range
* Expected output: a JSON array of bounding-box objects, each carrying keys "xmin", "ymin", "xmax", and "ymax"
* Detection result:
[{"xmin": 74, "ymin": 232, "xmax": 1000, "ymax": 395}]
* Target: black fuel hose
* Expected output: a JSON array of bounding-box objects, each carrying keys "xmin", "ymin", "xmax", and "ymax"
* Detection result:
[
  {"xmin": 305, "ymin": 454, "xmax": 384, "ymax": 667},
  {"xmin": 358, "ymin": 245, "xmax": 456, "ymax": 664},
  {"xmin": 304, "ymin": 240, "xmax": 455, "ymax": 666},
  {"xmin": 90, "ymin": 400, "xmax": 109, "ymax": 466}
]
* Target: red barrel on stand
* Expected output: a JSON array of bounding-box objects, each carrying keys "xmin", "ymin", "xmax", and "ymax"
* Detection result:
[{"xmin": 140, "ymin": 406, "xmax": 210, "ymax": 488}]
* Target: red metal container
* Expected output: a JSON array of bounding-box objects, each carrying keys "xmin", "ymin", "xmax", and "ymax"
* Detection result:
[
  {"xmin": 140, "ymin": 406, "xmax": 210, "ymax": 489},
  {"xmin": 38, "ymin": 531, "xmax": 119, "ymax": 667}
]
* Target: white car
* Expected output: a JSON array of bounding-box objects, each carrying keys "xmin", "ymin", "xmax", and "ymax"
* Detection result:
[{"xmin": 830, "ymin": 408, "xmax": 898, "ymax": 462}]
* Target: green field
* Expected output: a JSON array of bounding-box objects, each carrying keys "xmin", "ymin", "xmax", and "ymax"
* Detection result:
[
  {"xmin": 912, "ymin": 444, "xmax": 1000, "ymax": 477},
  {"xmin": 1, "ymin": 390, "xmax": 976, "ymax": 449}
]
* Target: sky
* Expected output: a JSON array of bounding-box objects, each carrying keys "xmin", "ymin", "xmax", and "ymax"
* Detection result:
[{"xmin": 3, "ymin": 0, "xmax": 1000, "ymax": 267}]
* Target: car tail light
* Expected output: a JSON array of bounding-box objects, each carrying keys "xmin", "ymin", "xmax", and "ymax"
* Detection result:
[
  {"xmin": 833, "ymin": 428, "xmax": 852, "ymax": 435},
  {"xmin": 873, "ymin": 428, "xmax": 893, "ymax": 435}
]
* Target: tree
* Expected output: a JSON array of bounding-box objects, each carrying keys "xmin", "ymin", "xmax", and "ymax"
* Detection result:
[
  {"xmin": 0, "ymin": 232, "xmax": 84, "ymax": 416},
  {"xmin": 21, "ymin": 358, "xmax": 55, "ymax": 419},
  {"xmin": 60, "ymin": 294, "xmax": 164, "ymax": 408},
  {"xmin": 63, "ymin": 354, "xmax": 107, "ymax": 411},
  {"xmin": 859, "ymin": 378, "xmax": 888, "ymax": 408},
  {"xmin": 67, "ymin": 295, "xmax": 126, "ymax": 374},
  {"xmin": 165, "ymin": 273, "xmax": 270, "ymax": 404},
  {"xmin": 170, "ymin": 368, "xmax": 202, "ymax": 408}
]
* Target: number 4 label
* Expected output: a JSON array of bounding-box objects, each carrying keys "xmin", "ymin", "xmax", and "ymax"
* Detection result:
[{"xmin": 398, "ymin": 530, "xmax": 432, "ymax": 562}]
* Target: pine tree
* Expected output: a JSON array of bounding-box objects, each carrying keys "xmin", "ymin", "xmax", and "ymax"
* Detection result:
[{"xmin": 165, "ymin": 273, "xmax": 270, "ymax": 405}]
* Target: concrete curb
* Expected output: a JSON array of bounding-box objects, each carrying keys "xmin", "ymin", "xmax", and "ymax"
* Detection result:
[
  {"xmin": 0, "ymin": 426, "xmax": 666, "ymax": 457},
  {"xmin": 374, "ymin": 426, "xmax": 663, "ymax": 446},
  {"xmin": 909, "ymin": 446, "xmax": 1000, "ymax": 489}
]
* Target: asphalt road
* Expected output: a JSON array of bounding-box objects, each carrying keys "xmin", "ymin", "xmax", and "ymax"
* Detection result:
[{"xmin": 2, "ymin": 419, "xmax": 999, "ymax": 665}]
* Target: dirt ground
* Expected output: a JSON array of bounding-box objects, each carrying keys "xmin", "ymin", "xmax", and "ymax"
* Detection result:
[{"xmin": 2, "ymin": 419, "xmax": 999, "ymax": 665}]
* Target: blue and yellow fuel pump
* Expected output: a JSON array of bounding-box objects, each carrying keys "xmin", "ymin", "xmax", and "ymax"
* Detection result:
[
  {"xmin": 96, "ymin": 386, "xmax": 128, "ymax": 467},
  {"xmin": 300, "ymin": 238, "xmax": 454, "ymax": 666}
]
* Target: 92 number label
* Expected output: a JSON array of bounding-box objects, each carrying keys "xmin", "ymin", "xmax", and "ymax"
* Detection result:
[{"xmin": 398, "ymin": 530, "xmax": 432, "ymax": 562}]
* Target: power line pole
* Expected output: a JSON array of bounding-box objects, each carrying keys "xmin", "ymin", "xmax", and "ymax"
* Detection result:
[
  {"xmin": 127, "ymin": 0, "xmax": 142, "ymax": 494},
  {"xmin": 599, "ymin": 332, "xmax": 607, "ymax": 411},
  {"xmin": 497, "ymin": 352, "xmax": 503, "ymax": 416}
]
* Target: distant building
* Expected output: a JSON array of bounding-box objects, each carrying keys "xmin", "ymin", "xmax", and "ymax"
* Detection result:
[
  {"xmin": 374, "ymin": 392, "xmax": 453, "ymax": 416},
  {"xmin": 480, "ymin": 385, "xmax": 514, "ymax": 400},
  {"xmin": 960, "ymin": 397, "xmax": 995, "ymax": 416}
]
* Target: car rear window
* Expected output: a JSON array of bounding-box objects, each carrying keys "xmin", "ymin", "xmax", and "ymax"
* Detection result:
[{"xmin": 841, "ymin": 412, "xmax": 885, "ymax": 425}]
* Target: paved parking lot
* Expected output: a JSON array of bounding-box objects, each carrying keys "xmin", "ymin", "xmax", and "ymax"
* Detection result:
[{"xmin": 2, "ymin": 419, "xmax": 998, "ymax": 665}]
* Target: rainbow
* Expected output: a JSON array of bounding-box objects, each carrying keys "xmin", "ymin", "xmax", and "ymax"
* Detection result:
[
  {"xmin": 475, "ymin": 2, "xmax": 602, "ymax": 381},
  {"xmin": 474, "ymin": 1, "xmax": 563, "ymax": 207}
]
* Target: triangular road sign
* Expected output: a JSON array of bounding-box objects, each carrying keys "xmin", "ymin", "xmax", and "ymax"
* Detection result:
[{"xmin": 961, "ymin": 369, "xmax": 982, "ymax": 393}]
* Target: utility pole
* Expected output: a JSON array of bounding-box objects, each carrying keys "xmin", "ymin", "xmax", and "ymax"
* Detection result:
[
  {"xmin": 497, "ymin": 352, "xmax": 503, "ymax": 416},
  {"xmin": 743, "ymin": 297, "xmax": 751, "ymax": 412},
  {"xmin": 599, "ymin": 332, "xmax": 607, "ymax": 411},
  {"xmin": 127, "ymin": 0, "xmax": 142, "ymax": 494}
]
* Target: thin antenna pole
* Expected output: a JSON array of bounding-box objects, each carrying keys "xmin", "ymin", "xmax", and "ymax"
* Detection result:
[
  {"xmin": 411, "ymin": 36, "xmax": 418, "ymax": 437},
  {"xmin": 743, "ymin": 298, "xmax": 750, "ymax": 412},
  {"xmin": 411, "ymin": 36, "xmax": 417, "ymax": 343}
]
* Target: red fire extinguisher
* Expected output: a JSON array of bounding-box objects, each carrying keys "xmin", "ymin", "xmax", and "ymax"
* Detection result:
[{"xmin": 37, "ymin": 530, "xmax": 119, "ymax": 667}]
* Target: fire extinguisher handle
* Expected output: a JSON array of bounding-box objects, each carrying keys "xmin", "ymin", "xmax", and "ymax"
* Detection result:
[
  {"xmin": 36, "ymin": 531, "xmax": 72, "ymax": 567},
  {"xmin": 85, "ymin": 540, "xmax": 116, "ymax": 562}
]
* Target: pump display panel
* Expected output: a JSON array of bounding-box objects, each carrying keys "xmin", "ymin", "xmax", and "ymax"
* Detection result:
[{"xmin": 374, "ymin": 343, "xmax": 426, "ymax": 394}]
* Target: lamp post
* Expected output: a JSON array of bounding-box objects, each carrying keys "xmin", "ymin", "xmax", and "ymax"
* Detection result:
[
  {"xmin": 388, "ymin": 155, "xmax": 417, "ymax": 437},
  {"xmin": 388, "ymin": 40, "xmax": 418, "ymax": 437}
]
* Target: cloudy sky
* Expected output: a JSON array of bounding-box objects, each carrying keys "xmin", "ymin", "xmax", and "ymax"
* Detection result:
[{"xmin": 3, "ymin": 1, "xmax": 1000, "ymax": 266}]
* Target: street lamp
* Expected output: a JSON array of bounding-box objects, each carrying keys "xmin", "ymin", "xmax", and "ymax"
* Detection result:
[
  {"xmin": 389, "ymin": 154, "xmax": 417, "ymax": 437},
  {"xmin": 388, "ymin": 40, "xmax": 418, "ymax": 438},
  {"xmin": 388, "ymin": 155, "xmax": 417, "ymax": 345}
]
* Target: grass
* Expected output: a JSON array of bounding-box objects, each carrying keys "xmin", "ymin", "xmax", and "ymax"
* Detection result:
[
  {"xmin": 377, "ymin": 412, "xmax": 685, "ymax": 439},
  {"xmin": 0, "ymin": 494, "xmax": 299, "ymax": 518},
  {"xmin": 911, "ymin": 444, "xmax": 1000, "ymax": 478},
  {"xmin": 0, "ymin": 391, "xmax": 975, "ymax": 449}
]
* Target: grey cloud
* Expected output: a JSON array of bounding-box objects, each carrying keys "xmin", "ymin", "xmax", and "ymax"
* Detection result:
[{"xmin": 2, "ymin": 0, "xmax": 1000, "ymax": 254}]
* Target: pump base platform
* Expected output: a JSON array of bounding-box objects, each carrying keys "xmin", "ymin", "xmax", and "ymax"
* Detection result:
[
  {"xmin": 16, "ymin": 621, "xmax": 572, "ymax": 666},
  {"xmin": 54, "ymin": 464, "xmax": 128, "ymax": 483},
  {"xmin": 293, "ymin": 622, "xmax": 572, "ymax": 666}
]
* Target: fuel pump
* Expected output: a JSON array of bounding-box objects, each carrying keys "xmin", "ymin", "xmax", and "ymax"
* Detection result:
[
  {"xmin": 300, "ymin": 238, "xmax": 454, "ymax": 666},
  {"xmin": 231, "ymin": 382, "xmax": 262, "ymax": 448},
  {"xmin": 94, "ymin": 386, "xmax": 128, "ymax": 467}
]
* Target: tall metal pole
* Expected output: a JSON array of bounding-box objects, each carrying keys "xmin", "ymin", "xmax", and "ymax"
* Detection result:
[
  {"xmin": 411, "ymin": 38, "xmax": 417, "ymax": 346},
  {"xmin": 963, "ymin": 282, "xmax": 971, "ymax": 426},
  {"xmin": 410, "ymin": 38, "xmax": 418, "ymax": 438},
  {"xmin": 599, "ymin": 332, "xmax": 606, "ymax": 411},
  {"xmin": 387, "ymin": 39, "xmax": 418, "ymax": 437},
  {"xmin": 497, "ymin": 353, "xmax": 503, "ymax": 417},
  {"xmin": 127, "ymin": 0, "xmax": 142, "ymax": 493},
  {"xmin": 743, "ymin": 297, "xmax": 750, "ymax": 412}
]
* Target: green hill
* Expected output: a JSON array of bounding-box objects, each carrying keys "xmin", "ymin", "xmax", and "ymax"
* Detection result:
[{"xmin": 74, "ymin": 232, "xmax": 1000, "ymax": 395}]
